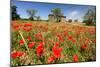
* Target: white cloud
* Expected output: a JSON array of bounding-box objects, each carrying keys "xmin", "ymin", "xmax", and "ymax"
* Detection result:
[
  {"xmin": 69, "ymin": 11, "xmax": 78, "ymax": 17},
  {"xmin": 68, "ymin": 11, "xmax": 79, "ymax": 19},
  {"xmin": 67, "ymin": 11, "xmax": 83, "ymax": 22}
]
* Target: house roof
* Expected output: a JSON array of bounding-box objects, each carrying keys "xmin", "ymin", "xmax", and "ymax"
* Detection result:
[
  {"xmin": 48, "ymin": 14, "xmax": 54, "ymax": 16},
  {"xmin": 48, "ymin": 14, "xmax": 66, "ymax": 18}
]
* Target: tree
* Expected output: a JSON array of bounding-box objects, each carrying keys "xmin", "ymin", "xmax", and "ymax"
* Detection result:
[
  {"xmin": 83, "ymin": 7, "xmax": 96, "ymax": 25},
  {"xmin": 11, "ymin": 5, "xmax": 20, "ymax": 20},
  {"xmin": 68, "ymin": 19, "xmax": 72, "ymax": 23},
  {"xmin": 27, "ymin": 9, "xmax": 37, "ymax": 20},
  {"xmin": 51, "ymin": 8, "xmax": 63, "ymax": 22}
]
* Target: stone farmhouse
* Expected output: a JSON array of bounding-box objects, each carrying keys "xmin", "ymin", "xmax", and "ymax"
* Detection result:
[{"xmin": 48, "ymin": 14, "xmax": 66, "ymax": 22}]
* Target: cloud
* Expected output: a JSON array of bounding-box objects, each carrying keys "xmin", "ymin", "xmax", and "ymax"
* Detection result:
[
  {"xmin": 68, "ymin": 11, "xmax": 79, "ymax": 18},
  {"xmin": 67, "ymin": 11, "xmax": 83, "ymax": 22}
]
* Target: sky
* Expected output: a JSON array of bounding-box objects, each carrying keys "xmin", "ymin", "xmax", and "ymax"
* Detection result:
[{"xmin": 11, "ymin": 0, "xmax": 95, "ymax": 22}]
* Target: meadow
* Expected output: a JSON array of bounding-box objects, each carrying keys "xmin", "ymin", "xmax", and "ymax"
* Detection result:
[{"xmin": 11, "ymin": 20, "xmax": 96, "ymax": 66}]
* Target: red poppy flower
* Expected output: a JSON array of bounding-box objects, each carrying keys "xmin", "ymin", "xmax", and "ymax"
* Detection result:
[
  {"xmin": 27, "ymin": 36, "xmax": 32, "ymax": 41},
  {"xmin": 11, "ymin": 52, "xmax": 18, "ymax": 59},
  {"xmin": 72, "ymin": 39, "xmax": 76, "ymax": 44},
  {"xmin": 85, "ymin": 39, "xmax": 90, "ymax": 44},
  {"xmin": 38, "ymin": 42, "xmax": 44, "ymax": 48},
  {"xmin": 12, "ymin": 22, "xmax": 20, "ymax": 30},
  {"xmin": 55, "ymin": 42, "xmax": 60, "ymax": 47},
  {"xmin": 56, "ymin": 34, "xmax": 64, "ymax": 42},
  {"xmin": 36, "ymin": 42, "xmax": 44, "ymax": 57},
  {"xmin": 28, "ymin": 42, "xmax": 35, "ymax": 48},
  {"xmin": 89, "ymin": 30, "xmax": 95, "ymax": 35},
  {"xmin": 22, "ymin": 27, "xmax": 32, "ymax": 32},
  {"xmin": 24, "ymin": 23, "xmax": 32, "ymax": 27},
  {"xmin": 16, "ymin": 51, "xmax": 25, "ymax": 57},
  {"xmin": 13, "ymin": 25, "xmax": 19, "ymax": 30},
  {"xmin": 20, "ymin": 39, "xmax": 24, "ymax": 45},
  {"xmin": 93, "ymin": 39, "xmax": 96, "ymax": 43},
  {"xmin": 34, "ymin": 33, "xmax": 43, "ymax": 40},
  {"xmin": 73, "ymin": 54, "xmax": 78, "ymax": 62},
  {"xmin": 48, "ymin": 56, "xmax": 54, "ymax": 64},
  {"xmin": 52, "ymin": 46, "xmax": 62, "ymax": 58},
  {"xmin": 27, "ymin": 28, "xmax": 32, "ymax": 32},
  {"xmin": 36, "ymin": 47, "xmax": 43, "ymax": 57},
  {"xmin": 76, "ymin": 30, "xmax": 80, "ymax": 35},
  {"xmin": 11, "ymin": 51, "xmax": 25, "ymax": 59},
  {"xmin": 34, "ymin": 33, "xmax": 42, "ymax": 37},
  {"xmin": 68, "ymin": 36, "xmax": 73, "ymax": 41},
  {"xmin": 22, "ymin": 27, "xmax": 27, "ymax": 31},
  {"xmin": 64, "ymin": 31, "xmax": 68, "ymax": 36},
  {"xmin": 81, "ymin": 44, "xmax": 87, "ymax": 50}
]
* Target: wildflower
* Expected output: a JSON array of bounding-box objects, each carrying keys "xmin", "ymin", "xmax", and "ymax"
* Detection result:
[
  {"xmin": 52, "ymin": 46, "xmax": 62, "ymax": 58},
  {"xmin": 22, "ymin": 27, "xmax": 32, "ymax": 32},
  {"xmin": 34, "ymin": 33, "xmax": 42, "ymax": 37},
  {"xmin": 56, "ymin": 34, "xmax": 64, "ymax": 42},
  {"xmin": 34, "ymin": 33, "xmax": 43, "ymax": 40},
  {"xmin": 81, "ymin": 44, "xmax": 87, "ymax": 50},
  {"xmin": 16, "ymin": 51, "xmax": 25, "ymax": 57},
  {"xmin": 11, "ymin": 52, "xmax": 18, "ymax": 59},
  {"xmin": 27, "ymin": 36, "xmax": 32, "ymax": 41},
  {"xmin": 73, "ymin": 54, "xmax": 78, "ymax": 62},
  {"xmin": 89, "ymin": 30, "xmax": 95, "ymax": 35},
  {"xmin": 48, "ymin": 56, "xmax": 54, "ymax": 64},
  {"xmin": 36, "ymin": 42, "xmax": 44, "ymax": 57},
  {"xmin": 28, "ymin": 42, "xmax": 35, "ymax": 48},
  {"xmin": 38, "ymin": 42, "xmax": 44, "ymax": 48},
  {"xmin": 64, "ymin": 31, "xmax": 68, "ymax": 36},
  {"xmin": 55, "ymin": 42, "xmax": 60, "ymax": 47},
  {"xmin": 93, "ymin": 39, "xmax": 96, "ymax": 43},
  {"xmin": 76, "ymin": 30, "xmax": 80, "ymax": 35},
  {"xmin": 27, "ymin": 28, "xmax": 32, "ymax": 32},
  {"xmin": 11, "ymin": 51, "xmax": 25, "ymax": 59},
  {"xmin": 24, "ymin": 23, "xmax": 32, "ymax": 27},
  {"xmin": 13, "ymin": 25, "xmax": 19, "ymax": 30},
  {"xmin": 20, "ymin": 39, "xmax": 24, "ymax": 45},
  {"xmin": 72, "ymin": 39, "xmax": 76, "ymax": 44},
  {"xmin": 85, "ymin": 38, "xmax": 90, "ymax": 44},
  {"xmin": 22, "ymin": 27, "xmax": 27, "ymax": 31},
  {"xmin": 68, "ymin": 36, "xmax": 73, "ymax": 41}
]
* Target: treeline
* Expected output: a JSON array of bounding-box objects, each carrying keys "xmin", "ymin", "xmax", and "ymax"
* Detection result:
[
  {"xmin": 11, "ymin": 5, "xmax": 96, "ymax": 26},
  {"xmin": 11, "ymin": 5, "xmax": 20, "ymax": 20},
  {"xmin": 83, "ymin": 7, "xmax": 96, "ymax": 25},
  {"xmin": 11, "ymin": 5, "xmax": 41, "ymax": 21}
]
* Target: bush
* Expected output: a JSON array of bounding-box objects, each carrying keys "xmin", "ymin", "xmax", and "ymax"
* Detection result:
[
  {"xmin": 68, "ymin": 19, "xmax": 72, "ymax": 23},
  {"xmin": 83, "ymin": 19, "xmax": 95, "ymax": 26}
]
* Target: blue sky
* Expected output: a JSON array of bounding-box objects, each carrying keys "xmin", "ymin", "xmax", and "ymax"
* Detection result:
[{"xmin": 11, "ymin": 0, "xmax": 95, "ymax": 22}]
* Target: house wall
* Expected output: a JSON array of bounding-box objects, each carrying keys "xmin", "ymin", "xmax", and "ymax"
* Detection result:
[
  {"xmin": 48, "ymin": 15, "xmax": 66, "ymax": 22},
  {"xmin": 61, "ymin": 17, "xmax": 66, "ymax": 22},
  {"xmin": 49, "ymin": 15, "xmax": 56, "ymax": 22}
]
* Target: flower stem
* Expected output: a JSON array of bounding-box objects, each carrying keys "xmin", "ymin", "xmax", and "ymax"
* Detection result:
[{"xmin": 19, "ymin": 31, "xmax": 30, "ymax": 54}]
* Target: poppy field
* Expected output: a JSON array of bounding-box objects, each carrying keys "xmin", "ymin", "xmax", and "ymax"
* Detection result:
[{"xmin": 11, "ymin": 21, "xmax": 96, "ymax": 66}]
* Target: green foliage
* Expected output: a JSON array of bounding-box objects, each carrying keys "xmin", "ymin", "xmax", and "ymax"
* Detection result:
[
  {"xmin": 11, "ymin": 5, "xmax": 20, "ymax": 20},
  {"xmin": 68, "ymin": 19, "xmax": 72, "ymax": 23},
  {"xmin": 51, "ymin": 8, "xmax": 63, "ymax": 22},
  {"xmin": 83, "ymin": 7, "xmax": 96, "ymax": 26},
  {"xmin": 27, "ymin": 9, "xmax": 37, "ymax": 21}
]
